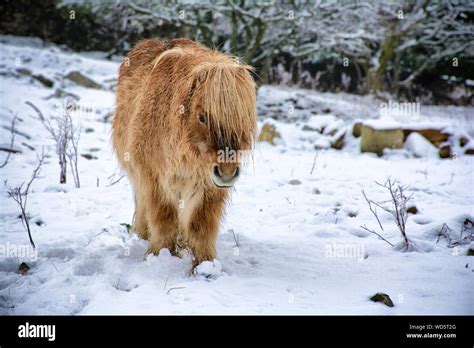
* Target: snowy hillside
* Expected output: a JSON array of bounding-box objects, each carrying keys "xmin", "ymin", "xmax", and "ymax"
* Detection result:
[{"xmin": 0, "ymin": 37, "xmax": 473, "ymax": 315}]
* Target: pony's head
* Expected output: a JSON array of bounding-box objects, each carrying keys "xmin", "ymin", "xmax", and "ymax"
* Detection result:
[{"xmin": 182, "ymin": 55, "xmax": 257, "ymax": 188}]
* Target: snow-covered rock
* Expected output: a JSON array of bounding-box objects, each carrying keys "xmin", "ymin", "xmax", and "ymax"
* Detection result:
[{"xmin": 404, "ymin": 133, "xmax": 439, "ymax": 158}]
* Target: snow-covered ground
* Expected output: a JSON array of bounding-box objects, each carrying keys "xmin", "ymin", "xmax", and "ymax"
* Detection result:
[{"xmin": 0, "ymin": 37, "xmax": 473, "ymax": 315}]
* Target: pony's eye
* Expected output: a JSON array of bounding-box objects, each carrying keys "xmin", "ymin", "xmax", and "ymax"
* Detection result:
[{"xmin": 198, "ymin": 114, "xmax": 206, "ymax": 124}]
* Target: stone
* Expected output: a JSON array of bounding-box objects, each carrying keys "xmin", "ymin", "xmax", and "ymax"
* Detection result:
[
  {"xmin": 459, "ymin": 136, "xmax": 469, "ymax": 147},
  {"xmin": 17, "ymin": 68, "xmax": 32, "ymax": 76},
  {"xmin": 438, "ymin": 143, "xmax": 452, "ymax": 159},
  {"xmin": 32, "ymin": 74, "xmax": 54, "ymax": 88},
  {"xmin": 65, "ymin": 71, "xmax": 101, "ymax": 89},
  {"xmin": 360, "ymin": 125, "xmax": 404, "ymax": 156},
  {"xmin": 330, "ymin": 130, "xmax": 345, "ymax": 150},
  {"xmin": 370, "ymin": 293, "xmax": 394, "ymax": 307},
  {"xmin": 258, "ymin": 123, "xmax": 281, "ymax": 145},
  {"xmin": 352, "ymin": 122, "xmax": 363, "ymax": 138}
]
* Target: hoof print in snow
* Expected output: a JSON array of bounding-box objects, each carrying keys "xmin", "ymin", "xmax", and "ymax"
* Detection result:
[
  {"xmin": 194, "ymin": 259, "xmax": 222, "ymax": 279},
  {"xmin": 288, "ymin": 179, "xmax": 302, "ymax": 185},
  {"xmin": 19, "ymin": 262, "xmax": 30, "ymax": 275},
  {"xmin": 370, "ymin": 293, "xmax": 394, "ymax": 307}
]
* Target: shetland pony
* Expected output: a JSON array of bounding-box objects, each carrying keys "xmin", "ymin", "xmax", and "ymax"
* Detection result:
[{"xmin": 112, "ymin": 38, "xmax": 256, "ymax": 270}]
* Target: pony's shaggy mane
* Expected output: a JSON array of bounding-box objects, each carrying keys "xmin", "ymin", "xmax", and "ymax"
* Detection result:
[{"xmin": 153, "ymin": 46, "xmax": 256, "ymax": 151}]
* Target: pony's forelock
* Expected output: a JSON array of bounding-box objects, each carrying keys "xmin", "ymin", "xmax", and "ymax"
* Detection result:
[{"xmin": 191, "ymin": 59, "xmax": 256, "ymax": 151}]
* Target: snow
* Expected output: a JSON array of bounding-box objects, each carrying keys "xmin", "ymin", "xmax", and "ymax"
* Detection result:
[
  {"xmin": 1, "ymin": 38, "xmax": 473, "ymax": 315},
  {"xmin": 404, "ymin": 133, "xmax": 438, "ymax": 158},
  {"xmin": 363, "ymin": 118, "xmax": 402, "ymax": 130}
]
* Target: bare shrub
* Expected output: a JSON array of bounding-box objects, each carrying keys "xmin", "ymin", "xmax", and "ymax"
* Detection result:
[
  {"xmin": 26, "ymin": 101, "xmax": 81, "ymax": 187},
  {"xmin": 7, "ymin": 149, "xmax": 46, "ymax": 248},
  {"xmin": 362, "ymin": 178, "xmax": 413, "ymax": 250}
]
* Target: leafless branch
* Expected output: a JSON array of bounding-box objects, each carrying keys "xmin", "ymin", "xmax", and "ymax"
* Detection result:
[
  {"xmin": 310, "ymin": 151, "xmax": 318, "ymax": 175},
  {"xmin": 362, "ymin": 189, "xmax": 384, "ymax": 231},
  {"xmin": 107, "ymin": 171, "xmax": 125, "ymax": 187},
  {"xmin": 361, "ymin": 225, "xmax": 394, "ymax": 247},
  {"xmin": 0, "ymin": 115, "xmax": 18, "ymax": 168},
  {"xmin": 7, "ymin": 148, "xmax": 46, "ymax": 248},
  {"xmin": 229, "ymin": 228, "xmax": 240, "ymax": 248}
]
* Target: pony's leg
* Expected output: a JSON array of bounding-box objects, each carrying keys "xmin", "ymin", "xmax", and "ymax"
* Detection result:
[
  {"xmin": 133, "ymin": 193, "xmax": 149, "ymax": 240},
  {"xmin": 186, "ymin": 190, "xmax": 227, "ymax": 270},
  {"xmin": 145, "ymin": 188, "xmax": 179, "ymax": 255}
]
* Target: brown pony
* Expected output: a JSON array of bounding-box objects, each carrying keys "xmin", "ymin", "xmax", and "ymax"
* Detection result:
[{"xmin": 112, "ymin": 38, "xmax": 256, "ymax": 270}]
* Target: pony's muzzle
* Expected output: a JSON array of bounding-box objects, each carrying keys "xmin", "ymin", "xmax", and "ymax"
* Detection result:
[{"xmin": 212, "ymin": 164, "xmax": 240, "ymax": 188}]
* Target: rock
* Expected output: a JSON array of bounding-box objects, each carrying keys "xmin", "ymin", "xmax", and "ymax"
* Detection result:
[
  {"xmin": 19, "ymin": 262, "xmax": 30, "ymax": 275},
  {"xmin": 404, "ymin": 132, "xmax": 438, "ymax": 158},
  {"xmin": 289, "ymin": 179, "xmax": 302, "ymax": 185},
  {"xmin": 403, "ymin": 128, "xmax": 451, "ymax": 148},
  {"xmin": 407, "ymin": 205, "xmax": 418, "ymax": 214},
  {"xmin": 81, "ymin": 153, "xmax": 98, "ymax": 160},
  {"xmin": 459, "ymin": 136, "xmax": 469, "ymax": 147},
  {"xmin": 32, "ymin": 74, "xmax": 54, "ymax": 88},
  {"xmin": 360, "ymin": 125, "xmax": 404, "ymax": 156},
  {"xmin": 438, "ymin": 143, "xmax": 452, "ymax": 159},
  {"xmin": 65, "ymin": 71, "xmax": 101, "ymax": 89},
  {"xmin": 258, "ymin": 123, "xmax": 281, "ymax": 145},
  {"xmin": 370, "ymin": 293, "xmax": 394, "ymax": 307},
  {"xmin": 330, "ymin": 129, "xmax": 345, "ymax": 150},
  {"xmin": 323, "ymin": 119, "xmax": 345, "ymax": 136},
  {"xmin": 302, "ymin": 125, "xmax": 316, "ymax": 132},
  {"xmin": 305, "ymin": 115, "xmax": 340, "ymax": 134},
  {"xmin": 352, "ymin": 122, "xmax": 363, "ymax": 138},
  {"xmin": 465, "ymin": 147, "xmax": 474, "ymax": 155},
  {"xmin": 16, "ymin": 68, "xmax": 31, "ymax": 76},
  {"xmin": 47, "ymin": 88, "xmax": 80, "ymax": 100}
]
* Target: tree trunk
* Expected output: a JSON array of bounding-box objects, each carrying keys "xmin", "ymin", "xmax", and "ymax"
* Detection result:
[{"xmin": 367, "ymin": 32, "xmax": 400, "ymax": 93}]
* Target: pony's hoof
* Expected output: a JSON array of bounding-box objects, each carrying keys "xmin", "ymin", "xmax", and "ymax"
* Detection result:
[{"xmin": 193, "ymin": 259, "xmax": 222, "ymax": 279}]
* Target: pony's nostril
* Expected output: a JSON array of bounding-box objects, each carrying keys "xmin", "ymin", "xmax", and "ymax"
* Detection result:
[
  {"xmin": 232, "ymin": 166, "xmax": 240, "ymax": 179},
  {"xmin": 213, "ymin": 164, "xmax": 221, "ymax": 178}
]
